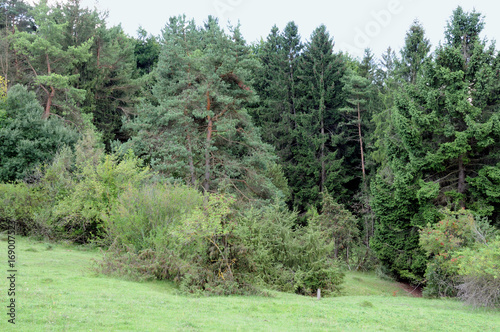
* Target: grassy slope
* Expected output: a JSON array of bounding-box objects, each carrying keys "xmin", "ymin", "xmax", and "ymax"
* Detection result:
[{"xmin": 1, "ymin": 237, "xmax": 499, "ymax": 331}]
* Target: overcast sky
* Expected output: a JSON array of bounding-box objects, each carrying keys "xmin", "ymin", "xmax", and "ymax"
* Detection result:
[{"xmin": 77, "ymin": 0, "xmax": 500, "ymax": 59}]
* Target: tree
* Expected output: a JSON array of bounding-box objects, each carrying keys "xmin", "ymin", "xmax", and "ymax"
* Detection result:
[
  {"xmin": 289, "ymin": 25, "xmax": 347, "ymax": 210},
  {"xmin": 12, "ymin": 0, "xmax": 93, "ymax": 119},
  {"xmin": 371, "ymin": 47, "xmax": 398, "ymax": 166},
  {"xmin": 134, "ymin": 27, "xmax": 160, "ymax": 76},
  {"xmin": 0, "ymin": 0, "xmax": 35, "ymax": 84},
  {"xmin": 0, "ymin": 0, "xmax": 35, "ymax": 32},
  {"xmin": 358, "ymin": 48, "xmax": 376, "ymax": 83},
  {"xmin": 252, "ymin": 22, "xmax": 304, "ymax": 205},
  {"xmin": 58, "ymin": 0, "xmax": 140, "ymax": 146},
  {"xmin": 340, "ymin": 71, "xmax": 371, "ymax": 185},
  {"xmin": 395, "ymin": 20, "xmax": 431, "ymax": 84},
  {"xmin": 81, "ymin": 24, "xmax": 139, "ymax": 146},
  {"xmin": 311, "ymin": 190, "xmax": 359, "ymax": 263},
  {"xmin": 371, "ymin": 7, "xmax": 500, "ymax": 282},
  {"xmin": 125, "ymin": 16, "xmax": 286, "ymax": 201},
  {"xmin": 444, "ymin": 6, "xmax": 484, "ymax": 62},
  {"xmin": 0, "ymin": 84, "xmax": 78, "ymax": 182}
]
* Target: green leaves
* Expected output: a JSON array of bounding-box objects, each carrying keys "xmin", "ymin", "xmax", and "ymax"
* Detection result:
[
  {"xmin": 0, "ymin": 85, "xmax": 78, "ymax": 182},
  {"xmin": 126, "ymin": 16, "xmax": 283, "ymax": 201}
]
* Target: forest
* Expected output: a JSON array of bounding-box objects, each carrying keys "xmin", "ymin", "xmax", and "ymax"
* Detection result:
[{"xmin": 1, "ymin": 0, "xmax": 499, "ymax": 308}]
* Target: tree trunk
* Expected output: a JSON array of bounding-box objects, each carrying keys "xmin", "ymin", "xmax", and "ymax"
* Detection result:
[
  {"xmin": 184, "ymin": 61, "xmax": 195, "ymax": 186},
  {"xmin": 43, "ymin": 86, "xmax": 55, "ymax": 119},
  {"xmin": 457, "ymin": 154, "xmax": 466, "ymax": 207},
  {"xmin": 288, "ymin": 58, "xmax": 297, "ymax": 130},
  {"xmin": 320, "ymin": 119, "xmax": 325, "ymax": 193},
  {"xmin": 204, "ymin": 90, "xmax": 212, "ymax": 193},
  {"xmin": 319, "ymin": 73, "xmax": 326, "ymax": 193},
  {"xmin": 186, "ymin": 131, "xmax": 196, "ymax": 186},
  {"xmin": 43, "ymin": 54, "xmax": 54, "ymax": 119},
  {"xmin": 96, "ymin": 39, "xmax": 101, "ymax": 68},
  {"xmin": 358, "ymin": 102, "xmax": 366, "ymax": 184}
]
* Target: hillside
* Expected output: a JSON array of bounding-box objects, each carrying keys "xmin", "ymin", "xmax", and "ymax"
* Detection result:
[{"xmin": 2, "ymin": 236, "xmax": 499, "ymax": 331}]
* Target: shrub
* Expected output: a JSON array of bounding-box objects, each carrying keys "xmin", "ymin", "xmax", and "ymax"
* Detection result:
[
  {"xmin": 98, "ymin": 191, "xmax": 344, "ymax": 296},
  {"xmin": 419, "ymin": 209, "xmax": 499, "ymax": 301},
  {"xmin": 455, "ymin": 236, "xmax": 500, "ymax": 308},
  {"xmin": 0, "ymin": 182, "xmax": 47, "ymax": 236},
  {"xmin": 52, "ymin": 133, "xmax": 150, "ymax": 243},
  {"xmin": 419, "ymin": 209, "xmax": 474, "ymax": 297},
  {"xmin": 101, "ymin": 186, "xmax": 253, "ymax": 294},
  {"xmin": 105, "ymin": 183, "xmax": 203, "ymax": 251},
  {"xmin": 236, "ymin": 203, "xmax": 344, "ymax": 296}
]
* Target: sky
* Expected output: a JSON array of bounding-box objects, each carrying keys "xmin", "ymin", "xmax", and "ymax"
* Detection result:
[{"xmin": 76, "ymin": 0, "xmax": 500, "ymax": 59}]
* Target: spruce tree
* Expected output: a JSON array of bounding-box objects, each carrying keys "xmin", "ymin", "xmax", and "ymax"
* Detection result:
[
  {"xmin": 252, "ymin": 22, "xmax": 304, "ymax": 205},
  {"xmin": 395, "ymin": 20, "xmax": 431, "ymax": 84},
  {"xmin": 371, "ymin": 7, "xmax": 500, "ymax": 281},
  {"xmin": 289, "ymin": 25, "xmax": 347, "ymax": 210}
]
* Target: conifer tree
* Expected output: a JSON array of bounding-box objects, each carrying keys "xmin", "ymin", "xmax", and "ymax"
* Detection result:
[
  {"xmin": 395, "ymin": 20, "xmax": 431, "ymax": 84},
  {"xmin": 12, "ymin": 0, "xmax": 93, "ymax": 119},
  {"xmin": 288, "ymin": 25, "xmax": 347, "ymax": 210},
  {"xmin": 252, "ymin": 22, "xmax": 304, "ymax": 205},
  {"xmin": 0, "ymin": 0, "xmax": 35, "ymax": 83},
  {"xmin": 340, "ymin": 71, "xmax": 371, "ymax": 186},
  {"xmin": 126, "ymin": 16, "xmax": 286, "ymax": 200},
  {"xmin": 371, "ymin": 7, "xmax": 500, "ymax": 281},
  {"xmin": 0, "ymin": 85, "xmax": 78, "ymax": 182},
  {"xmin": 57, "ymin": 0, "xmax": 139, "ymax": 145}
]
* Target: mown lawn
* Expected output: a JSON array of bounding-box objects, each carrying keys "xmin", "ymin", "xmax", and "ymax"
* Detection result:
[{"xmin": 1, "ymin": 236, "xmax": 499, "ymax": 331}]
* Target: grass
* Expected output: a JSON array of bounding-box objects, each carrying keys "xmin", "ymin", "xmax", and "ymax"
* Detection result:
[
  {"xmin": 342, "ymin": 270, "xmax": 405, "ymax": 297},
  {"xmin": 1, "ymin": 236, "xmax": 499, "ymax": 331}
]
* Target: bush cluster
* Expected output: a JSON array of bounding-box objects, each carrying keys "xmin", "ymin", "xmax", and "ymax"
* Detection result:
[
  {"xmin": 419, "ymin": 209, "xmax": 499, "ymax": 307},
  {"xmin": 0, "ymin": 130, "xmax": 150, "ymax": 243},
  {"xmin": 1, "ymin": 131, "xmax": 346, "ymax": 296},
  {"xmin": 98, "ymin": 189, "xmax": 344, "ymax": 296}
]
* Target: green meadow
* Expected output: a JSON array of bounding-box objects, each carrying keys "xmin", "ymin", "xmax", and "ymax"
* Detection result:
[{"xmin": 1, "ymin": 236, "xmax": 499, "ymax": 331}]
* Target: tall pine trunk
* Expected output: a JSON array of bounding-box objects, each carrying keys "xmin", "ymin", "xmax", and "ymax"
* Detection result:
[
  {"xmin": 43, "ymin": 54, "xmax": 54, "ymax": 119},
  {"xmin": 43, "ymin": 86, "xmax": 55, "ymax": 119},
  {"xmin": 204, "ymin": 90, "xmax": 212, "ymax": 193},
  {"xmin": 186, "ymin": 130, "xmax": 196, "ymax": 186},
  {"xmin": 357, "ymin": 102, "xmax": 366, "ymax": 185}
]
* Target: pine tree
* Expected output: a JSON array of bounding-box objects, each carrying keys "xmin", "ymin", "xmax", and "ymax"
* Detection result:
[
  {"xmin": 126, "ymin": 16, "xmax": 286, "ymax": 200},
  {"xmin": 0, "ymin": 0, "xmax": 35, "ymax": 84},
  {"xmin": 57, "ymin": 0, "xmax": 139, "ymax": 146},
  {"xmin": 12, "ymin": 0, "xmax": 93, "ymax": 119}
]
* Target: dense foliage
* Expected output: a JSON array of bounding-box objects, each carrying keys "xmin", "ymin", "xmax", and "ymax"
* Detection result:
[
  {"xmin": 0, "ymin": 85, "xmax": 78, "ymax": 182},
  {"xmin": 419, "ymin": 209, "xmax": 499, "ymax": 307}
]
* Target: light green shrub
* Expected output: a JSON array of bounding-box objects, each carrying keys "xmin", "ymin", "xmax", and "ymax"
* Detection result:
[
  {"xmin": 455, "ymin": 236, "xmax": 500, "ymax": 307},
  {"xmin": 419, "ymin": 209, "xmax": 499, "ymax": 301},
  {"xmin": 0, "ymin": 182, "xmax": 45, "ymax": 235}
]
